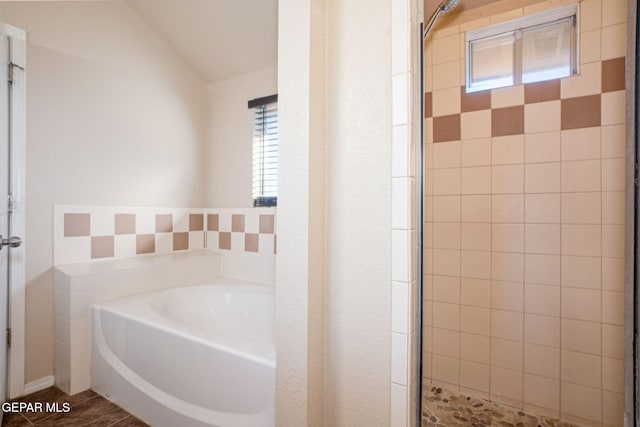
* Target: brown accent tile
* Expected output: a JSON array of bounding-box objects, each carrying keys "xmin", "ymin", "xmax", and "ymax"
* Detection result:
[
  {"xmin": 136, "ymin": 234, "xmax": 155, "ymax": 255},
  {"xmin": 492, "ymin": 105, "xmax": 524, "ymax": 137},
  {"xmin": 189, "ymin": 214, "xmax": 204, "ymax": 231},
  {"xmin": 245, "ymin": 233, "xmax": 259, "ymax": 252},
  {"xmin": 173, "ymin": 232, "xmax": 189, "ymax": 251},
  {"xmin": 524, "ymin": 79, "xmax": 561, "ymax": 104},
  {"xmin": 207, "ymin": 214, "xmax": 219, "ymax": 231},
  {"xmin": 461, "ymin": 87, "xmax": 491, "ymax": 112},
  {"xmin": 602, "ymin": 57, "xmax": 626, "ymax": 93},
  {"xmin": 259, "ymin": 215, "xmax": 275, "ymax": 234},
  {"xmin": 91, "ymin": 236, "xmax": 114, "ymax": 259},
  {"xmin": 232, "ymin": 214, "xmax": 245, "ymax": 232},
  {"xmin": 219, "ymin": 232, "xmax": 231, "ymax": 250},
  {"xmin": 424, "ymin": 92, "xmax": 433, "ymax": 118},
  {"xmin": 155, "ymin": 214, "xmax": 172, "ymax": 233},
  {"xmin": 64, "ymin": 213, "xmax": 90, "ymax": 237},
  {"xmin": 561, "ymin": 95, "xmax": 601, "ymax": 130},
  {"xmin": 433, "ymin": 114, "xmax": 461, "ymax": 143},
  {"xmin": 114, "ymin": 214, "xmax": 135, "ymax": 235}
]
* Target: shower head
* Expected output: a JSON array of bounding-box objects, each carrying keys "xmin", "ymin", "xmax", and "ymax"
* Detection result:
[
  {"xmin": 423, "ymin": 0, "xmax": 462, "ymax": 39},
  {"xmin": 440, "ymin": 0, "xmax": 461, "ymax": 13}
]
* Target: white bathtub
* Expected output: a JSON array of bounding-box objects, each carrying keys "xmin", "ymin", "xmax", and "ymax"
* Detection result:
[{"xmin": 91, "ymin": 281, "xmax": 275, "ymax": 427}]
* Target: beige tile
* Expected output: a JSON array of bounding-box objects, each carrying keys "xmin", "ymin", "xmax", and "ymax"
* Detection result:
[
  {"xmin": 461, "ymin": 195, "xmax": 491, "ymax": 222},
  {"xmin": 491, "ymin": 367, "xmax": 523, "ymax": 402},
  {"xmin": 562, "ymin": 256, "xmax": 602, "ymax": 289},
  {"xmin": 461, "ymin": 110, "xmax": 492, "ymax": 140},
  {"xmin": 156, "ymin": 214, "xmax": 173, "ymax": 233},
  {"xmin": 525, "ymin": 284, "xmax": 560, "ymax": 317},
  {"xmin": 492, "ymin": 310, "xmax": 523, "ymax": 341},
  {"xmin": 525, "ymin": 224, "xmax": 560, "ymax": 255},
  {"xmin": 525, "ymin": 254, "xmax": 560, "ymax": 286},
  {"xmin": 562, "ymin": 193, "xmax": 601, "ymax": 224},
  {"xmin": 174, "ymin": 232, "xmax": 189, "ymax": 251},
  {"xmin": 561, "ymin": 127, "xmax": 601, "ymax": 161},
  {"xmin": 602, "ymin": 324, "xmax": 624, "ymax": 359},
  {"xmin": 64, "ymin": 213, "xmax": 90, "ymax": 237},
  {"xmin": 115, "ymin": 213, "xmax": 136, "ymax": 235},
  {"xmin": 433, "ymin": 248, "xmax": 461, "ymax": 276},
  {"xmin": 602, "ymin": 0, "xmax": 627, "ymax": 26},
  {"xmin": 602, "ymin": 257, "xmax": 624, "ymax": 291},
  {"xmin": 491, "ymin": 281, "xmax": 524, "ymax": 312},
  {"xmin": 492, "ymin": 224, "xmax": 524, "ymax": 253},
  {"xmin": 562, "ymin": 319, "xmax": 601, "ymax": 355},
  {"xmin": 460, "ymin": 360, "xmax": 490, "ymax": 393},
  {"xmin": 461, "ymin": 305, "xmax": 490, "ymax": 336},
  {"xmin": 435, "ymin": 101, "xmax": 463, "ymax": 135},
  {"xmin": 433, "ymin": 168, "xmax": 461, "ymax": 195},
  {"xmin": 603, "ymin": 224, "xmax": 625, "ymax": 258},
  {"xmin": 524, "ymin": 344, "xmax": 560, "ymax": 379},
  {"xmin": 561, "ymin": 160, "xmax": 601, "ymax": 192},
  {"xmin": 431, "ymin": 354, "xmax": 460, "ymax": 385},
  {"xmin": 602, "ymin": 158, "xmax": 625, "ymax": 191},
  {"xmin": 492, "ymin": 194, "xmax": 524, "ymax": 223},
  {"xmin": 525, "ymin": 101, "xmax": 561, "ymax": 133},
  {"xmin": 560, "ymin": 62, "xmax": 601, "ymax": 98},
  {"xmin": 433, "ymin": 275, "xmax": 461, "ymax": 304},
  {"xmin": 492, "ymin": 135, "xmax": 524, "ymax": 165},
  {"xmin": 524, "ymin": 132, "xmax": 561, "ymax": 164},
  {"xmin": 561, "ymin": 382, "xmax": 602, "ymax": 423},
  {"xmin": 580, "ymin": 0, "xmax": 602, "ymax": 32},
  {"xmin": 433, "ymin": 61, "xmax": 462, "ymax": 91},
  {"xmin": 91, "ymin": 236, "xmax": 114, "ymax": 259},
  {"xmin": 492, "ymin": 252, "xmax": 524, "ymax": 282},
  {"xmin": 460, "ymin": 223, "xmax": 491, "ymax": 251},
  {"xmin": 602, "ymin": 357, "xmax": 624, "ymax": 393},
  {"xmin": 525, "ymin": 314, "xmax": 560, "ymax": 348},
  {"xmin": 562, "ymin": 224, "xmax": 601, "ymax": 257},
  {"xmin": 601, "ymin": 90, "xmax": 626, "ymax": 126},
  {"xmin": 433, "ymin": 141, "xmax": 461, "ymax": 169},
  {"xmin": 602, "ymin": 23, "xmax": 626, "ymax": 60},
  {"xmin": 433, "ymin": 195, "xmax": 461, "ymax": 222},
  {"xmin": 492, "ymin": 165, "xmax": 524, "ymax": 194},
  {"xmin": 580, "ymin": 29, "xmax": 602, "ymax": 64},
  {"xmin": 491, "ymin": 84, "xmax": 524, "ymax": 108},
  {"xmin": 491, "ymin": 337, "xmax": 523, "ymax": 371},
  {"xmin": 602, "ymin": 290, "xmax": 624, "ymax": 325},
  {"xmin": 433, "ymin": 33, "xmax": 460, "ymax": 64},
  {"xmin": 461, "ymin": 138, "xmax": 491, "ymax": 166},
  {"xmin": 602, "ymin": 125, "xmax": 625, "ymax": 158},
  {"xmin": 525, "ymin": 194, "xmax": 561, "ymax": 224},
  {"xmin": 561, "ymin": 287, "xmax": 601, "ymax": 322},
  {"xmin": 525, "ymin": 163, "xmax": 560, "ymax": 193},
  {"xmin": 461, "ymin": 278, "xmax": 490, "ymax": 308},
  {"xmin": 433, "ymin": 301, "xmax": 461, "ymax": 331},
  {"xmin": 524, "ymin": 374, "xmax": 560, "ymax": 412},
  {"xmin": 461, "ymin": 166, "xmax": 491, "ymax": 194},
  {"xmin": 433, "ymin": 223, "xmax": 461, "ymax": 250},
  {"xmin": 433, "ymin": 328, "xmax": 460, "ymax": 357},
  {"xmin": 461, "ymin": 250, "xmax": 491, "ymax": 279},
  {"xmin": 602, "ymin": 391, "xmax": 624, "ymax": 427},
  {"xmin": 460, "ymin": 333, "xmax": 490, "ymax": 364},
  {"xmin": 561, "ymin": 350, "xmax": 602, "ymax": 388}
]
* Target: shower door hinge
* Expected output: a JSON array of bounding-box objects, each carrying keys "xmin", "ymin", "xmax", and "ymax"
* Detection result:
[
  {"xmin": 6, "ymin": 328, "xmax": 11, "ymax": 347},
  {"xmin": 7, "ymin": 195, "xmax": 16, "ymax": 213},
  {"xmin": 7, "ymin": 63, "xmax": 13, "ymax": 84}
]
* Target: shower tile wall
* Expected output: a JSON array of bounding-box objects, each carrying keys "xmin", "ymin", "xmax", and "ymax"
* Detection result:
[{"xmin": 422, "ymin": 1, "xmax": 625, "ymax": 426}]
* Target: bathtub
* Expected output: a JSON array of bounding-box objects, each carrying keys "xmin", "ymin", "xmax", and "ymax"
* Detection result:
[{"xmin": 91, "ymin": 281, "xmax": 275, "ymax": 427}]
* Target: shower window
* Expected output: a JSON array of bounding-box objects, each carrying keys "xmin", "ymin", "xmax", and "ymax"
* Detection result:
[
  {"xmin": 466, "ymin": 4, "xmax": 577, "ymax": 92},
  {"xmin": 249, "ymin": 94, "xmax": 278, "ymax": 207}
]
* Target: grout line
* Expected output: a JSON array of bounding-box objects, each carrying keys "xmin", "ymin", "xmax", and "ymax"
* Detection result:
[{"xmin": 105, "ymin": 414, "xmax": 131, "ymax": 427}]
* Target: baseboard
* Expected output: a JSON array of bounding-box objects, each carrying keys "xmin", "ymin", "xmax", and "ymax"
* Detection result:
[{"xmin": 23, "ymin": 375, "xmax": 55, "ymax": 396}]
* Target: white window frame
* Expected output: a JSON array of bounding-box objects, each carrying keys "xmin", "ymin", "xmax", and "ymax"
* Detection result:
[{"xmin": 466, "ymin": 3, "xmax": 579, "ymax": 93}]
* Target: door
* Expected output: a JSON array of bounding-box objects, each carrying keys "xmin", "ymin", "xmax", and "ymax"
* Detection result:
[{"xmin": 0, "ymin": 23, "xmax": 26, "ymax": 413}]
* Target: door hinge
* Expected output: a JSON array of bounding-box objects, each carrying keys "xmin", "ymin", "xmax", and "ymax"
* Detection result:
[
  {"xmin": 7, "ymin": 63, "xmax": 13, "ymax": 84},
  {"xmin": 6, "ymin": 328, "xmax": 11, "ymax": 347},
  {"xmin": 8, "ymin": 195, "xmax": 16, "ymax": 213}
]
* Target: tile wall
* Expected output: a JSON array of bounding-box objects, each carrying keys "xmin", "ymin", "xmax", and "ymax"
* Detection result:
[
  {"xmin": 54, "ymin": 206, "xmax": 276, "ymax": 265},
  {"xmin": 422, "ymin": 1, "xmax": 626, "ymax": 426}
]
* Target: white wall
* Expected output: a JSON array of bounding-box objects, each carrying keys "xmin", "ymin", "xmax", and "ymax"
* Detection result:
[
  {"xmin": 206, "ymin": 65, "xmax": 277, "ymax": 207},
  {"xmin": 2, "ymin": 1, "xmax": 208, "ymax": 384}
]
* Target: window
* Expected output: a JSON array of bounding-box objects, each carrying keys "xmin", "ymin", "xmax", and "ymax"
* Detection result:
[
  {"xmin": 466, "ymin": 4, "xmax": 577, "ymax": 93},
  {"xmin": 249, "ymin": 94, "xmax": 278, "ymax": 207}
]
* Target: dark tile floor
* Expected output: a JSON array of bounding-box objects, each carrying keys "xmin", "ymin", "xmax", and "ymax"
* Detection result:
[{"xmin": 1, "ymin": 387, "xmax": 148, "ymax": 427}]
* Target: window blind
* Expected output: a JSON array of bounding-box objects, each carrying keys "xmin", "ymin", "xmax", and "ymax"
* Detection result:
[{"xmin": 250, "ymin": 95, "xmax": 278, "ymax": 207}]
